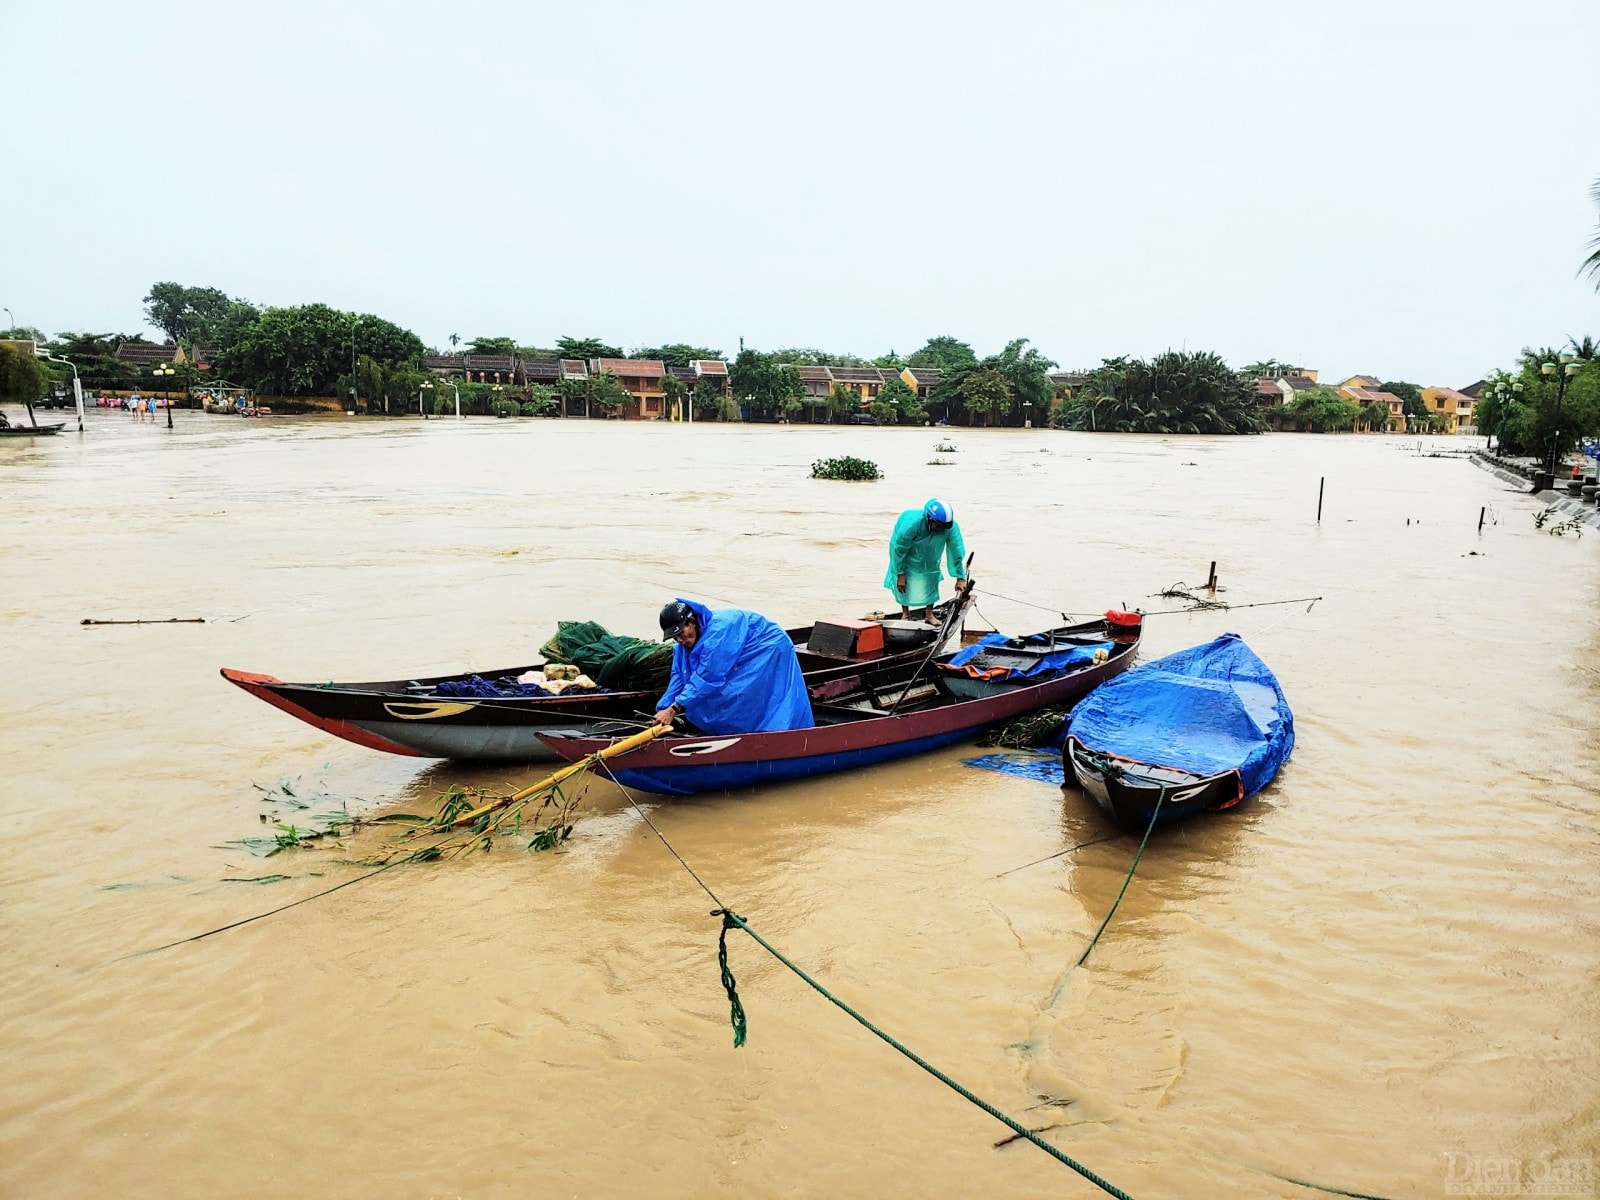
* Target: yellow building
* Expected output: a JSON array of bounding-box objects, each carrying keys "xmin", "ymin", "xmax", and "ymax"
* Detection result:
[
  {"xmin": 1421, "ymin": 386, "xmax": 1475, "ymax": 434},
  {"xmin": 1339, "ymin": 385, "xmax": 1406, "ymax": 431}
]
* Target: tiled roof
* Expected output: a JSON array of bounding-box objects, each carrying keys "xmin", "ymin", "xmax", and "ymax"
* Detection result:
[
  {"xmin": 1429, "ymin": 387, "xmax": 1474, "ymax": 403},
  {"xmin": 114, "ymin": 342, "xmax": 179, "ymax": 364},
  {"xmin": 1281, "ymin": 375, "xmax": 1319, "ymax": 391},
  {"xmin": 691, "ymin": 359, "xmax": 728, "ymax": 376},
  {"xmin": 668, "ymin": 365, "xmax": 697, "ymax": 384},
  {"xmin": 559, "ymin": 359, "xmax": 588, "ymax": 380},
  {"xmin": 1346, "ymin": 387, "xmax": 1404, "ymax": 407},
  {"xmin": 423, "ymin": 354, "xmax": 464, "ymax": 371},
  {"xmin": 828, "ymin": 367, "xmax": 887, "ymax": 384},
  {"xmin": 904, "ymin": 367, "xmax": 943, "ymax": 385},
  {"xmin": 1459, "ymin": 379, "xmax": 1488, "ymax": 398},
  {"xmin": 463, "ymin": 354, "xmax": 515, "ymax": 372},
  {"xmin": 1046, "ymin": 372, "xmax": 1086, "ymax": 387},
  {"xmin": 592, "ymin": 358, "xmax": 666, "ymax": 377},
  {"xmin": 521, "ymin": 359, "xmax": 560, "ymax": 383},
  {"xmin": 792, "ymin": 365, "xmax": 833, "ymax": 383}
]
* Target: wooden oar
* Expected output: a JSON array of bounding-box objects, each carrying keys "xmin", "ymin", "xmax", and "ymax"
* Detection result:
[{"xmin": 442, "ymin": 723, "xmax": 670, "ymax": 830}]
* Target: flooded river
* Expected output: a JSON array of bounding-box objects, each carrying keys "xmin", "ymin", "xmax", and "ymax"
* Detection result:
[{"xmin": 2, "ymin": 411, "xmax": 1597, "ymax": 1199}]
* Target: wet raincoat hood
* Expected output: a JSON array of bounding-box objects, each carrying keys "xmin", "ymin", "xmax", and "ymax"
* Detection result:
[
  {"xmin": 884, "ymin": 500, "xmax": 967, "ymax": 609},
  {"xmin": 656, "ymin": 599, "xmax": 812, "ymax": 735}
]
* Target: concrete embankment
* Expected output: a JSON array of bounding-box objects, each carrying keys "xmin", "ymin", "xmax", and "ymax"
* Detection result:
[{"xmin": 1473, "ymin": 450, "xmax": 1600, "ymax": 530}]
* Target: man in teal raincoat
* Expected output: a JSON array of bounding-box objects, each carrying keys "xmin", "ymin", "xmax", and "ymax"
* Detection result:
[{"xmin": 884, "ymin": 498, "xmax": 970, "ymax": 620}]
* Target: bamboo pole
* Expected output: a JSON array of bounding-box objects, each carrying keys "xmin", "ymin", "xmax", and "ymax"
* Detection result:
[{"xmin": 443, "ymin": 724, "xmax": 669, "ymax": 830}]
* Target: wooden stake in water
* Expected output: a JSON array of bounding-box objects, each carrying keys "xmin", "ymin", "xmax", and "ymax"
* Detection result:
[
  {"xmin": 1478, "ymin": 506, "xmax": 1486, "ymax": 533},
  {"xmin": 1317, "ymin": 477, "xmax": 1325, "ymax": 523}
]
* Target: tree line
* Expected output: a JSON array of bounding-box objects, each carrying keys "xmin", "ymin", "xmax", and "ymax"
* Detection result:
[{"xmin": 5, "ymin": 272, "xmax": 1595, "ymax": 440}]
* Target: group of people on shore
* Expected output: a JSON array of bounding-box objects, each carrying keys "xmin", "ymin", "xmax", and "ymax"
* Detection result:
[
  {"xmin": 123, "ymin": 393, "xmax": 160, "ymax": 422},
  {"xmin": 650, "ymin": 498, "xmax": 970, "ymax": 737}
]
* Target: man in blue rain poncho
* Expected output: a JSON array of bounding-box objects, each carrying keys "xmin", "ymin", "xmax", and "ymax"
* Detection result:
[
  {"xmin": 884, "ymin": 498, "xmax": 970, "ymax": 621},
  {"xmin": 652, "ymin": 599, "xmax": 813, "ymax": 734}
]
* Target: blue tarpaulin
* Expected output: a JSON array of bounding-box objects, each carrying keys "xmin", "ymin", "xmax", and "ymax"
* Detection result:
[
  {"xmin": 657, "ymin": 599, "xmax": 812, "ymax": 734},
  {"xmin": 946, "ymin": 633, "xmax": 1114, "ymax": 679},
  {"xmin": 1065, "ymin": 633, "xmax": 1293, "ymax": 798},
  {"xmin": 962, "ymin": 751, "xmax": 1066, "ymax": 785}
]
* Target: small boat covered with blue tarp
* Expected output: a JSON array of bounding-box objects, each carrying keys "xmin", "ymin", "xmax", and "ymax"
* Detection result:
[{"xmin": 1064, "ymin": 632, "xmax": 1293, "ymax": 829}]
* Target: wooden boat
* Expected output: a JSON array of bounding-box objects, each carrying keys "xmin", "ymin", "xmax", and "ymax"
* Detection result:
[
  {"xmin": 0, "ymin": 422, "xmax": 65, "ymax": 437},
  {"xmin": 535, "ymin": 613, "xmax": 1142, "ymax": 795},
  {"xmin": 221, "ymin": 610, "xmax": 967, "ymax": 763},
  {"xmin": 1063, "ymin": 633, "xmax": 1293, "ymax": 830}
]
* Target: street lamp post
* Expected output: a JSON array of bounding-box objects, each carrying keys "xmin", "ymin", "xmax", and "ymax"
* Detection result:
[
  {"xmin": 451, "ymin": 381, "xmax": 461, "ymax": 421},
  {"xmin": 420, "ymin": 380, "xmax": 433, "ymax": 419},
  {"xmin": 1540, "ymin": 353, "xmax": 1581, "ymax": 476},
  {"xmin": 38, "ymin": 350, "xmax": 85, "ymax": 432},
  {"xmin": 155, "ymin": 363, "xmax": 176, "ymax": 429}
]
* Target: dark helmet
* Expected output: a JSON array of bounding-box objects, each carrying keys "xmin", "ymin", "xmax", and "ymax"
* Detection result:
[{"xmin": 659, "ymin": 600, "xmax": 696, "ymax": 640}]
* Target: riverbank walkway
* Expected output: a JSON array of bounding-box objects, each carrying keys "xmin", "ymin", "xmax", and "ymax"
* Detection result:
[{"xmin": 1473, "ymin": 450, "xmax": 1600, "ymax": 531}]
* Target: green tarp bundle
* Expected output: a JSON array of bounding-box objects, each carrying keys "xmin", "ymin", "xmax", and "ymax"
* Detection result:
[{"xmin": 539, "ymin": 621, "xmax": 675, "ymax": 692}]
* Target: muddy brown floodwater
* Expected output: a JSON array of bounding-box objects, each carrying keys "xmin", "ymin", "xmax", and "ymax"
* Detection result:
[{"xmin": 2, "ymin": 411, "xmax": 1597, "ymax": 1199}]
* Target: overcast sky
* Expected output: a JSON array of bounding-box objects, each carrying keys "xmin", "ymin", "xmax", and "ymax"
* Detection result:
[{"xmin": 4, "ymin": 0, "xmax": 1597, "ymax": 384}]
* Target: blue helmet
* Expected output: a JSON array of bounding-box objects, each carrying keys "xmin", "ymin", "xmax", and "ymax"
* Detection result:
[{"xmin": 924, "ymin": 498, "xmax": 954, "ymax": 526}]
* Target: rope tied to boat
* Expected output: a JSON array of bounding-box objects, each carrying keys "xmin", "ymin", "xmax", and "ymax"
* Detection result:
[
  {"xmin": 711, "ymin": 909, "xmax": 749, "ymax": 1048},
  {"xmin": 594, "ymin": 757, "xmax": 1137, "ymax": 1198}
]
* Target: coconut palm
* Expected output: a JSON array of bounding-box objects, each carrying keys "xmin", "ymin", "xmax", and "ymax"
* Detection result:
[{"xmin": 1583, "ymin": 177, "xmax": 1600, "ymax": 290}]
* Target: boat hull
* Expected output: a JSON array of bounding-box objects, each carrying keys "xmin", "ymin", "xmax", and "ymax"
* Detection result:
[
  {"xmin": 220, "ymin": 613, "xmax": 967, "ymax": 763},
  {"xmin": 1062, "ymin": 632, "xmax": 1293, "ymax": 830},
  {"xmin": 1064, "ymin": 737, "xmax": 1241, "ymax": 830},
  {"xmin": 539, "ymin": 619, "xmax": 1141, "ymax": 795}
]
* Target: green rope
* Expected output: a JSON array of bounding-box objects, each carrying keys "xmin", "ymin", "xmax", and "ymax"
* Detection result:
[
  {"xmin": 1268, "ymin": 1174, "xmax": 1396, "ymax": 1200},
  {"xmin": 597, "ymin": 756, "xmax": 1135, "ymax": 1196},
  {"xmin": 714, "ymin": 908, "xmax": 1137, "ymax": 1200},
  {"xmin": 1076, "ymin": 785, "xmax": 1166, "ymax": 968},
  {"xmin": 714, "ymin": 910, "xmax": 748, "ymax": 1048}
]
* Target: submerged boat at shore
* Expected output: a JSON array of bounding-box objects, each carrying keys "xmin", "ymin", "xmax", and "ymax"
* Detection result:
[
  {"xmin": 535, "ymin": 613, "xmax": 1142, "ymax": 795},
  {"xmin": 1063, "ymin": 632, "xmax": 1293, "ymax": 829},
  {"xmin": 221, "ymin": 610, "xmax": 965, "ymax": 762}
]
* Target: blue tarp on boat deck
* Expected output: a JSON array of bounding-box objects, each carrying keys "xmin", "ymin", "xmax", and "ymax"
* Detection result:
[
  {"xmin": 1065, "ymin": 633, "xmax": 1293, "ymax": 798},
  {"xmin": 946, "ymin": 633, "xmax": 1113, "ymax": 678}
]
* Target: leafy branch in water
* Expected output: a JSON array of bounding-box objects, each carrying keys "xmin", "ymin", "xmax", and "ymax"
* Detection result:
[
  {"xmin": 811, "ymin": 455, "xmax": 881, "ymax": 481},
  {"xmin": 982, "ymin": 706, "xmax": 1069, "ymax": 749},
  {"xmin": 1534, "ymin": 507, "xmax": 1584, "ymax": 537},
  {"xmin": 361, "ymin": 779, "xmax": 589, "ymax": 865}
]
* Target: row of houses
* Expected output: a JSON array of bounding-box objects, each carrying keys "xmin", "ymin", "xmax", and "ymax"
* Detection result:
[
  {"xmin": 100, "ymin": 342, "xmax": 1482, "ymax": 431},
  {"xmin": 1253, "ymin": 370, "xmax": 1480, "ymax": 433}
]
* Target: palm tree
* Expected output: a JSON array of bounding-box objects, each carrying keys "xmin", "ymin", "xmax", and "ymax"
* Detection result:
[
  {"xmin": 1583, "ymin": 177, "xmax": 1600, "ymax": 290},
  {"xmin": 448, "ymin": 333, "xmax": 460, "ymax": 349},
  {"xmin": 1567, "ymin": 335, "xmax": 1598, "ymax": 361}
]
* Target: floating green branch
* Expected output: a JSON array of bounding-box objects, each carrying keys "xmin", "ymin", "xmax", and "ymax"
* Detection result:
[
  {"xmin": 811, "ymin": 455, "xmax": 881, "ymax": 481},
  {"xmin": 1534, "ymin": 507, "xmax": 1584, "ymax": 537},
  {"xmin": 983, "ymin": 706, "xmax": 1069, "ymax": 749}
]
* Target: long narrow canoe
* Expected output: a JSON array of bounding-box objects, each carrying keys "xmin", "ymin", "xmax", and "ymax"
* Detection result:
[
  {"xmin": 535, "ymin": 614, "xmax": 1142, "ymax": 795},
  {"xmin": 222, "ymin": 612, "xmax": 964, "ymax": 762}
]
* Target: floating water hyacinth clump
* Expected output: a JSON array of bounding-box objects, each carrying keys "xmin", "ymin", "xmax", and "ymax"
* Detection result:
[{"xmin": 811, "ymin": 455, "xmax": 881, "ymax": 481}]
